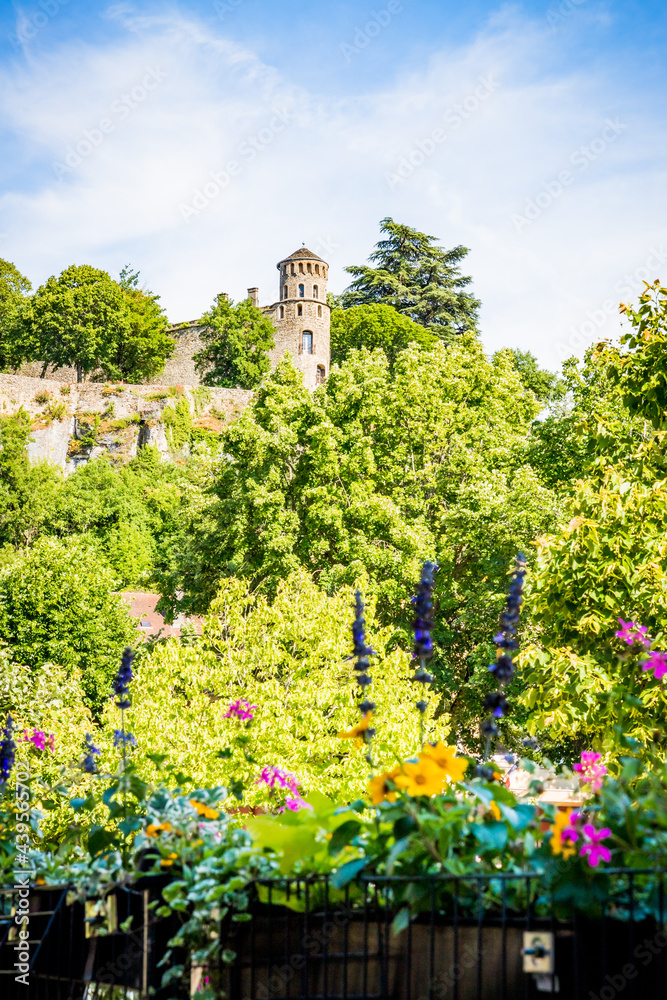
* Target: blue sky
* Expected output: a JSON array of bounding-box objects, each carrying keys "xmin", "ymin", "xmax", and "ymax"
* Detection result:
[{"xmin": 1, "ymin": 0, "xmax": 666, "ymax": 368}]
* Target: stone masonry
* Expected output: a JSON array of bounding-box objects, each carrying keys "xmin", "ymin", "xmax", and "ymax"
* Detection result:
[{"xmin": 18, "ymin": 248, "xmax": 331, "ymax": 391}]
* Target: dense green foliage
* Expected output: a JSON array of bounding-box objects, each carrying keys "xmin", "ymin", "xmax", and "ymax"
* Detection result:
[
  {"xmin": 0, "ymin": 536, "xmax": 135, "ymax": 713},
  {"xmin": 160, "ymin": 343, "xmax": 559, "ymax": 750},
  {"xmin": 342, "ymin": 218, "xmax": 480, "ymax": 343},
  {"xmin": 194, "ymin": 294, "xmax": 275, "ymax": 388},
  {"xmin": 12, "ymin": 263, "xmax": 175, "ymax": 383},
  {"xmin": 330, "ymin": 303, "xmax": 437, "ymax": 365},
  {"xmin": 110, "ymin": 266, "xmax": 176, "ymax": 382},
  {"xmin": 0, "ymin": 258, "xmax": 31, "ymax": 370},
  {"xmin": 120, "ymin": 572, "xmax": 446, "ymax": 801},
  {"xmin": 20, "ymin": 264, "xmax": 133, "ymax": 381}
]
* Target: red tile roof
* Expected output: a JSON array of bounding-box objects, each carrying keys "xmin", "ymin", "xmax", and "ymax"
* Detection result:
[{"xmin": 121, "ymin": 592, "xmax": 204, "ymax": 640}]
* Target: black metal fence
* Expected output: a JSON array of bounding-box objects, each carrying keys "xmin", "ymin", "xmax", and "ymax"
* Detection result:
[{"xmin": 2, "ymin": 870, "xmax": 667, "ymax": 999}]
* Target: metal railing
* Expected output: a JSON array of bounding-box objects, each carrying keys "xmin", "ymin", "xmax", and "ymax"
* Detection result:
[{"xmin": 2, "ymin": 870, "xmax": 667, "ymax": 999}]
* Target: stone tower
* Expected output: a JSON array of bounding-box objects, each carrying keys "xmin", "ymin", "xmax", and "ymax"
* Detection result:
[{"xmin": 268, "ymin": 248, "xmax": 330, "ymax": 389}]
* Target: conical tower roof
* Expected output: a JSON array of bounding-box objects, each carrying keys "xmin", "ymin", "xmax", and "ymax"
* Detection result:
[{"xmin": 279, "ymin": 247, "xmax": 326, "ymax": 264}]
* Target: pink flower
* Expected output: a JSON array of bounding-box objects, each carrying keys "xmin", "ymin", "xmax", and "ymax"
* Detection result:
[
  {"xmin": 573, "ymin": 752, "xmax": 607, "ymax": 791},
  {"xmin": 562, "ymin": 811, "xmax": 581, "ymax": 844},
  {"xmin": 579, "ymin": 823, "xmax": 612, "ymax": 867},
  {"xmin": 257, "ymin": 766, "xmax": 300, "ymax": 796},
  {"xmin": 223, "ymin": 699, "xmax": 257, "ymax": 721},
  {"xmin": 615, "ymin": 619, "xmax": 650, "ymax": 648},
  {"xmin": 284, "ymin": 796, "xmax": 312, "ymax": 812},
  {"xmin": 641, "ymin": 650, "xmax": 667, "ymax": 680},
  {"xmin": 22, "ymin": 729, "xmax": 54, "ymax": 752}
]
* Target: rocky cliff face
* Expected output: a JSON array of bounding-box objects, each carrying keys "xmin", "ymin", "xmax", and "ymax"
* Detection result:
[{"xmin": 0, "ymin": 373, "xmax": 252, "ymax": 473}]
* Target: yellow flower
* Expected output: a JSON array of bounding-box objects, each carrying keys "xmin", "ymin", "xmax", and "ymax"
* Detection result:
[
  {"xmin": 146, "ymin": 821, "xmax": 172, "ymax": 837},
  {"xmin": 393, "ymin": 757, "xmax": 448, "ymax": 798},
  {"xmin": 420, "ymin": 743, "xmax": 468, "ymax": 783},
  {"xmin": 161, "ymin": 852, "xmax": 178, "ymax": 867},
  {"xmin": 35, "ymin": 876, "xmax": 45, "ymax": 886},
  {"xmin": 190, "ymin": 800, "xmax": 220, "ymax": 820},
  {"xmin": 367, "ymin": 771, "xmax": 399, "ymax": 806},
  {"xmin": 489, "ymin": 801, "xmax": 501, "ymax": 822},
  {"xmin": 550, "ymin": 809, "xmax": 576, "ymax": 859},
  {"xmin": 338, "ymin": 711, "xmax": 373, "ymax": 746}
]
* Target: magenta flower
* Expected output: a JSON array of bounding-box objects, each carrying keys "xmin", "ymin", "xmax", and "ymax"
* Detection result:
[
  {"xmin": 573, "ymin": 752, "xmax": 607, "ymax": 791},
  {"xmin": 562, "ymin": 811, "xmax": 581, "ymax": 844},
  {"xmin": 579, "ymin": 824, "xmax": 612, "ymax": 867},
  {"xmin": 615, "ymin": 619, "xmax": 650, "ymax": 647},
  {"xmin": 257, "ymin": 766, "xmax": 301, "ymax": 796},
  {"xmin": 284, "ymin": 795, "xmax": 312, "ymax": 812},
  {"xmin": 223, "ymin": 699, "xmax": 257, "ymax": 721},
  {"xmin": 22, "ymin": 729, "xmax": 54, "ymax": 752},
  {"xmin": 641, "ymin": 650, "xmax": 667, "ymax": 680}
]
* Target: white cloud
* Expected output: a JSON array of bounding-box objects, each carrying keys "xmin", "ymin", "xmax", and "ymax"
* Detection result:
[{"xmin": 0, "ymin": 5, "xmax": 664, "ymax": 367}]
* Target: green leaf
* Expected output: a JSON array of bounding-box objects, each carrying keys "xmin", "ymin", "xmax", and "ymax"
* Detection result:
[
  {"xmin": 328, "ymin": 820, "xmax": 362, "ymax": 856},
  {"xmin": 331, "ymin": 857, "xmax": 366, "ymax": 889},
  {"xmin": 473, "ymin": 821, "xmax": 508, "ymax": 852}
]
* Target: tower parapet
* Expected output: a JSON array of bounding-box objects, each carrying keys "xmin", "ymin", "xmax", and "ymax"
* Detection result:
[{"xmin": 268, "ymin": 248, "xmax": 330, "ymax": 389}]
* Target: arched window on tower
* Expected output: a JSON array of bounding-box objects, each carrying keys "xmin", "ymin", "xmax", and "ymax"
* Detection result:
[
  {"xmin": 280, "ymin": 306, "xmax": 285, "ymax": 318},
  {"xmin": 313, "ymin": 284, "xmax": 319, "ymax": 299},
  {"xmin": 298, "ymin": 283, "xmax": 304, "ymax": 297},
  {"xmin": 316, "ymin": 365, "xmax": 326, "ymax": 384},
  {"xmin": 299, "ymin": 263, "xmax": 304, "ymax": 273},
  {"xmin": 307, "ymin": 262, "xmax": 312, "ymax": 273},
  {"xmin": 318, "ymin": 305, "xmax": 322, "ymax": 317},
  {"xmin": 283, "ymin": 285, "xmax": 288, "ymax": 299},
  {"xmin": 302, "ymin": 331, "xmax": 313, "ymax": 354},
  {"xmin": 315, "ymin": 264, "xmax": 320, "ymax": 275},
  {"xmin": 297, "ymin": 304, "xmax": 303, "ymax": 316},
  {"xmin": 291, "ymin": 263, "xmax": 295, "ymax": 275}
]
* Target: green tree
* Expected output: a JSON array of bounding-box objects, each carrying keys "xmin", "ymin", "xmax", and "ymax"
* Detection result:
[
  {"xmin": 161, "ymin": 344, "xmax": 558, "ymax": 750},
  {"xmin": 117, "ymin": 572, "xmax": 446, "ymax": 802},
  {"xmin": 342, "ymin": 218, "xmax": 480, "ymax": 343},
  {"xmin": 20, "ymin": 264, "xmax": 131, "ymax": 382},
  {"xmin": 0, "ymin": 536, "xmax": 136, "ymax": 714},
  {"xmin": 106, "ymin": 266, "xmax": 176, "ymax": 383},
  {"xmin": 0, "ymin": 259, "xmax": 32, "ymax": 370},
  {"xmin": 517, "ymin": 317, "xmax": 667, "ymax": 758},
  {"xmin": 330, "ymin": 303, "xmax": 437, "ymax": 366},
  {"xmin": 193, "ymin": 295, "xmax": 275, "ymax": 388},
  {"xmin": 0, "ymin": 410, "xmax": 61, "ymax": 548},
  {"xmin": 496, "ymin": 349, "xmax": 559, "ymax": 403}
]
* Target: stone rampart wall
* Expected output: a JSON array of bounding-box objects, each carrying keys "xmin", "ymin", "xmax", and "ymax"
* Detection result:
[{"xmin": 0, "ymin": 372, "xmax": 252, "ymax": 472}]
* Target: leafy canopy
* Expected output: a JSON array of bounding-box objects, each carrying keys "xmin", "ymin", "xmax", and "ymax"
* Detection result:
[
  {"xmin": 0, "ymin": 259, "xmax": 32, "ymax": 371},
  {"xmin": 20, "ymin": 264, "xmax": 132, "ymax": 382},
  {"xmin": 109, "ymin": 266, "xmax": 176, "ymax": 383},
  {"xmin": 119, "ymin": 571, "xmax": 446, "ymax": 802},
  {"xmin": 160, "ymin": 344, "xmax": 558, "ymax": 751},
  {"xmin": 342, "ymin": 218, "xmax": 480, "ymax": 343},
  {"xmin": 330, "ymin": 303, "xmax": 437, "ymax": 366},
  {"xmin": 193, "ymin": 294, "xmax": 275, "ymax": 389},
  {"xmin": 0, "ymin": 536, "xmax": 136, "ymax": 715}
]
